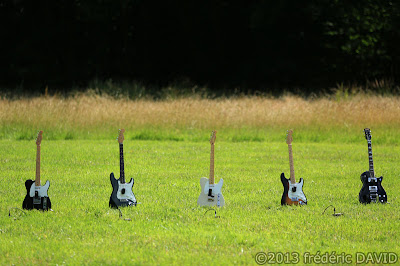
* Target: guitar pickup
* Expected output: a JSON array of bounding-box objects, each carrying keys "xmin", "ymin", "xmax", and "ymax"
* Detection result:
[
  {"xmin": 369, "ymin": 186, "xmax": 378, "ymax": 193},
  {"xmin": 208, "ymin": 189, "xmax": 214, "ymax": 201},
  {"xmin": 368, "ymin": 177, "xmax": 378, "ymax": 182}
]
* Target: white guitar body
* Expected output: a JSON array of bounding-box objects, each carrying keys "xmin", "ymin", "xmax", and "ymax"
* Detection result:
[
  {"xmin": 29, "ymin": 180, "xmax": 50, "ymax": 197},
  {"xmin": 197, "ymin": 177, "xmax": 225, "ymax": 207},
  {"xmin": 117, "ymin": 178, "xmax": 136, "ymax": 202},
  {"xmin": 287, "ymin": 178, "xmax": 307, "ymax": 204}
]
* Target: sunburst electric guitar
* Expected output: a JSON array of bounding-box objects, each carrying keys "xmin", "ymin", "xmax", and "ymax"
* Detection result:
[
  {"xmin": 23, "ymin": 131, "xmax": 52, "ymax": 210},
  {"xmin": 280, "ymin": 130, "xmax": 307, "ymax": 205},
  {"xmin": 197, "ymin": 131, "xmax": 225, "ymax": 207},
  {"xmin": 109, "ymin": 129, "xmax": 137, "ymax": 208},
  {"xmin": 359, "ymin": 128, "xmax": 387, "ymax": 203}
]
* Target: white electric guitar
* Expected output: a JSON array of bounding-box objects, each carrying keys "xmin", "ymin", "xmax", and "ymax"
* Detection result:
[{"xmin": 197, "ymin": 131, "xmax": 225, "ymax": 207}]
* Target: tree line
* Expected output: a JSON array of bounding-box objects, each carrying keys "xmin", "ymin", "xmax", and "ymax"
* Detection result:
[{"xmin": 1, "ymin": 0, "xmax": 399, "ymax": 94}]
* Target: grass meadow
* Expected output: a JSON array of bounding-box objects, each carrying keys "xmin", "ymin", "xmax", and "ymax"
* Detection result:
[{"xmin": 1, "ymin": 93, "xmax": 400, "ymax": 264}]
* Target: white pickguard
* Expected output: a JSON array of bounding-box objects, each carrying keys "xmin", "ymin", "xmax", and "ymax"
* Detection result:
[
  {"xmin": 117, "ymin": 179, "xmax": 136, "ymax": 202},
  {"xmin": 198, "ymin": 177, "xmax": 225, "ymax": 207},
  {"xmin": 29, "ymin": 180, "xmax": 50, "ymax": 197},
  {"xmin": 287, "ymin": 179, "xmax": 307, "ymax": 203},
  {"xmin": 204, "ymin": 179, "xmax": 223, "ymax": 195}
]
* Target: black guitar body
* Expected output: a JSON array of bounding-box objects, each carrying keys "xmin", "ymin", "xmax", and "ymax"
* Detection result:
[
  {"xmin": 280, "ymin": 173, "xmax": 289, "ymax": 206},
  {"xmin": 109, "ymin": 173, "xmax": 137, "ymax": 208},
  {"xmin": 22, "ymin": 179, "xmax": 52, "ymax": 211},
  {"xmin": 359, "ymin": 171, "xmax": 387, "ymax": 204}
]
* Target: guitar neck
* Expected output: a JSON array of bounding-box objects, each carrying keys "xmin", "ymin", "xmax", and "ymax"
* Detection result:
[
  {"xmin": 119, "ymin": 143, "xmax": 125, "ymax": 183},
  {"xmin": 367, "ymin": 140, "xmax": 375, "ymax": 177},
  {"xmin": 288, "ymin": 144, "xmax": 295, "ymax": 184},
  {"xmin": 35, "ymin": 144, "xmax": 41, "ymax": 186},
  {"xmin": 209, "ymin": 143, "xmax": 215, "ymax": 185}
]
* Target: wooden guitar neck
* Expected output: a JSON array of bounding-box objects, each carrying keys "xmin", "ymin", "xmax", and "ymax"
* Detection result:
[
  {"xmin": 117, "ymin": 129, "xmax": 126, "ymax": 183},
  {"xmin": 35, "ymin": 144, "xmax": 41, "ymax": 186},
  {"xmin": 119, "ymin": 143, "xmax": 125, "ymax": 183},
  {"xmin": 367, "ymin": 140, "xmax": 375, "ymax": 178},
  {"xmin": 286, "ymin": 130, "xmax": 295, "ymax": 184},
  {"xmin": 35, "ymin": 131, "xmax": 43, "ymax": 186},
  {"xmin": 288, "ymin": 144, "xmax": 295, "ymax": 184},
  {"xmin": 209, "ymin": 131, "xmax": 217, "ymax": 185},
  {"xmin": 209, "ymin": 143, "xmax": 215, "ymax": 185},
  {"xmin": 365, "ymin": 128, "xmax": 375, "ymax": 177}
]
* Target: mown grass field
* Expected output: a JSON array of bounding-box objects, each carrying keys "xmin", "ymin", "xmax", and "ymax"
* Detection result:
[{"xmin": 1, "ymin": 94, "xmax": 400, "ymax": 264}]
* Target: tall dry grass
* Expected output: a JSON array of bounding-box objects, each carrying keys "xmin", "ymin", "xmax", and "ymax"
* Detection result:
[{"xmin": 1, "ymin": 93, "xmax": 400, "ymax": 140}]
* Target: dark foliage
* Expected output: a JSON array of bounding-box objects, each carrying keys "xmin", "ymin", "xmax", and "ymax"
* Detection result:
[{"xmin": 1, "ymin": 0, "xmax": 399, "ymax": 93}]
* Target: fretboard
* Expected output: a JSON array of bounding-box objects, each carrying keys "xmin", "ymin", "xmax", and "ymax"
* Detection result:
[
  {"xmin": 288, "ymin": 144, "xmax": 295, "ymax": 184},
  {"xmin": 367, "ymin": 140, "xmax": 375, "ymax": 177},
  {"xmin": 209, "ymin": 143, "xmax": 215, "ymax": 185},
  {"xmin": 35, "ymin": 144, "xmax": 41, "ymax": 186},
  {"xmin": 119, "ymin": 143, "xmax": 125, "ymax": 183}
]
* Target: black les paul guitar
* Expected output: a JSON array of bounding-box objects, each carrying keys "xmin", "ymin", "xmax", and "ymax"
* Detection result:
[
  {"xmin": 359, "ymin": 128, "xmax": 387, "ymax": 204},
  {"xmin": 22, "ymin": 131, "xmax": 52, "ymax": 211},
  {"xmin": 109, "ymin": 129, "xmax": 137, "ymax": 208}
]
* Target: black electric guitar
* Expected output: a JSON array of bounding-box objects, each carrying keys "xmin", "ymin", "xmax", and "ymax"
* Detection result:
[
  {"xmin": 280, "ymin": 130, "xmax": 307, "ymax": 205},
  {"xmin": 22, "ymin": 131, "xmax": 52, "ymax": 210},
  {"xmin": 359, "ymin": 128, "xmax": 387, "ymax": 203},
  {"xmin": 109, "ymin": 129, "xmax": 137, "ymax": 208}
]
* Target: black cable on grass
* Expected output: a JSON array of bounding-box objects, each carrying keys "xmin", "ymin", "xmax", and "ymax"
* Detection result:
[
  {"xmin": 117, "ymin": 206, "xmax": 132, "ymax": 221},
  {"xmin": 322, "ymin": 205, "xmax": 343, "ymax": 216},
  {"xmin": 9, "ymin": 207, "xmax": 27, "ymax": 219},
  {"xmin": 204, "ymin": 207, "xmax": 220, "ymax": 218}
]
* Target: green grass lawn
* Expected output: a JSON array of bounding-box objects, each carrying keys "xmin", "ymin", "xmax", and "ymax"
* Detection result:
[{"xmin": 1, "ymin": 138, "xmax": 400, "ymax": 264}]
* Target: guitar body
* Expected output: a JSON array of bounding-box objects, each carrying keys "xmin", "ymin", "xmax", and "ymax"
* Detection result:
[
  {"xmin": 359, "ymin": 171, "xmax": 387, "ymax": 204},
  {"xmin": 197, "ymin": 177, "xmax": 225, "ymax": 207},
  {"xmin": 23, "ymin": 179, "xmax": 51, "ymax": 210},
  {"xmin": 109, "ymin": 172, "xmax": 137, "ymax": 208},
  {"xmin": 280, "ymin": 173, "xmax": 307, "ymax": 206},
  {"xmin": 359, "ymin": 128, "xmax": 387, "ymax": 204}
]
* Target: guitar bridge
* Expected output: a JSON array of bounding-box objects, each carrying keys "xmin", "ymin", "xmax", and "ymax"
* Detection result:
[
  {"xmin": 370, "ymin": 193, "xmax": 378, "ymax": 202},
  {"xmin": 33, "ymin": 191, "xmax": 41, "ymax": 205},
  {"xmin": 33, "ymin": 197, "xmax": 41, "ymax": 205}
]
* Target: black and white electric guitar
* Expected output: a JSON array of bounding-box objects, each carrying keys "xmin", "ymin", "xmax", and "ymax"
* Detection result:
[
  {"xmin": 280, "ymin": 130, "xmax": 307, "ymax": 205},
  {"xmin": 197, "ymin": 130, "xmax": 225, "ymax": 207},
  {"xmin": 109, "ymin": 129, "xmax": 137, "ymax": 208},
  {"xmin": 359, "ymin": 128, "xmax": 387, "ymax": 204},
  {"xmin": 23, "ymin": 131, "xmax": 52, "ymax": 210}
]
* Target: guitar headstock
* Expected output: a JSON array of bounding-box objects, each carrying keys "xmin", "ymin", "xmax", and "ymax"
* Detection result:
[
  {"xmin": 286, "ymin": 130, "xmax": 293, "ymax": 145},
  {"xmin": 36, "ymin": 131, "xmax": 43, "ymax": 146},
  {"xmin": 117, "ymin": 129, "xmax": 125, "ymax": 144},
  {"xmin": 210, "ymin": 130, "xmax": 217, "ymax": 145},
  {"xmin": 364, "ymin": 128, "xmax": 371, "ymax": 141}
]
